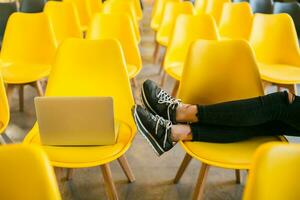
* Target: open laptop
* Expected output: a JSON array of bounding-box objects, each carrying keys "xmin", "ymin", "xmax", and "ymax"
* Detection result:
[{"xmin": 34, "ymin": 96, "xmax": 119, "ymax": 146}]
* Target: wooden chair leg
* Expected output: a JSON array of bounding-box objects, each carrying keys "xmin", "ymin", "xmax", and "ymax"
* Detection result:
[
  {"xmin": 34, "ymin": 80, "xmax": 44, "ymax": 96},
  {"xmin": 235, "ymin": 169, "xmax": 241, "ymax": 184},
  {"xmin": 193, "ymin": 163, "xmax": 210, "ymax": 200},
  {"xmin": 276, "ymin": 83, "xmax": 297, "ymax": 95},
  {"xmin": 19, "ymin": 85, "xmax": 24, "ymax": 112},
  {"xmin": 174, "ymin": 153, "xmax": 192, "ymax": 183},
  {"xmin": 66, "ymin": 169, "xmax": 74, "ymax": 181},
  {"xmin": 6, "ymin": 84, "xmax": 15, "ymax": 103},
  {"xmin": 101, "ymin": 164, "xmax": 118, "ymax": 200},
  {"xmin": 158, "ymin": 51, "xmax": 166, "ymax": 75},
  {"xmin": 160, "ymin": 71, "xmax": 167, "ymax": 87},
  {"xmin": 54, "ymin": 167, "xmax": 64, "ymax": 193},
  {"xmin": 171, "ymin": 81, "xmax": 180, "ymax": 97},
  {"xmin": 287, "ymin": 84, "xmax": 297, "ymax": 95},
  {"xmin": 117, "ymin": 155, "xmax": 135, "ymax": 183},
  {"xmin": 153, "ymin": 41, "xmax": 161, "ymax": 64},
  {"xmin": 131, "ymin": 78, "xmax": 138, "ymax": 88}
]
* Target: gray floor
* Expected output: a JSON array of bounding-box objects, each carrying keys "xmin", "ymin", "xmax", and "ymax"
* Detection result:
[{"xmin": 3, "ymin": 1, "xmax": 300, "ymax": 199}]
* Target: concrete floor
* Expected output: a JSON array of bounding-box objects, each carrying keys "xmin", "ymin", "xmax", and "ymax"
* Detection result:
[{"xmin": 3, "ymin": 1, "xmax": 300, "ymax": 200}]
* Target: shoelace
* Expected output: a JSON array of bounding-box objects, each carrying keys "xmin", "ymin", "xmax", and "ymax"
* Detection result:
[
  {"xmin": 156, "ymin": 89, "xmax": 181, "ymax": 121},
  {"xmin": 153, "ymin": 114, "xmax": 172, "ymax": 149}
]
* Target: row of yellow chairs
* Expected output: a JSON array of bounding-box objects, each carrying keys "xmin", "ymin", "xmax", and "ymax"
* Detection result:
[
  {"xmin": 0, "ymin": 0, "xmax": 143, "ymax": 198},
  {"xmin": 64, "ymin": 0, "xmax": 142, "ymax": 31},
  {"xmin": 0, "ymin": 37, "xmax": 298, "ymax": 200},
  {"xmin": 0, "ymin": 35, "xmax": 297, "ymax": 200},
  {"xmin": 0, "ymin": 0, "xmax": 143, "ymax": 111},
  {"xmin": 152, "ymin": 1, "xmax": 300, "ymax": 97},
  {"xmin": 0, "ymin": 38, "xmax": 136, "ymax": 200},
  {"xmin": 1, "ymin": 141, "xmax": 299, "ymax": 200}
]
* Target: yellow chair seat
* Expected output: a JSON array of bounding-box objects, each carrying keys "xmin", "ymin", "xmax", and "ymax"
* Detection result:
[
  {"xmin": 165, "ymin": 62, "xmax": 183, "ymax": 80},
  {"xmin": 181, "ymin": 136, "xmax": 284, "ymax": 169},
  {"xmin": 0, "ymin": 62, "xmax": 51, "ymax": 84},
  {"xmin": 24, "ymin": 121, "xmax": 134, "ymax": 168},
  {"xmin": 258, "ymin": 63, "xmax": 300, "ymax": 84},
  {"xmin": 127, "ymin": 64, "xmax": 141, "ymax": 79},
  {"xmin": 157, "ymin": 36, "xmax": 169, "ymax": 47}
]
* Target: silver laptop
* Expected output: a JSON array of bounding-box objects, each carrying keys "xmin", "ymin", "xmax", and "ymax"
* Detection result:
[{"xmin": 34, "ymin": 96, "xmax": 119, "ymax": 146}]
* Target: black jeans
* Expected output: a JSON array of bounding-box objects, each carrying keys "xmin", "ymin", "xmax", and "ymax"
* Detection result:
[{"xmin": 190, "ymin": 91, "xmax": 300, "ymax": 142}]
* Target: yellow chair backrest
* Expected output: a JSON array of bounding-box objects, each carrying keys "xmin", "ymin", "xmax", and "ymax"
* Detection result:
[
  {"xmin": 130, "ymin": 0, "xmax": 142, "ymax": 20},
  {"xmin": 103, "ymin": 0, "xmax": 138, "ymax": 20},
  {"xmin": 151, "ymin": 0, "xmax": 160, "ymax": 18},
  {"xmin": 87, "ymin": 13, "xmax": 142, "ymax": 73},
  {"xmin": 0, "ymin": 74, "xmax": 9, "ymax": 134},
  {"xmin": 0, "ymin": 144, "xmax": 61, "ymax": 200},
  {"xmin": 194, "ymin": 0, "xmax": 207, "ymax": 14},
  {"xmin": 206, "ymin": 0, "xmax": 230, "ymax": 24},
  {"xmin": 102, "ymin": 1, "xmax": 140, "ymax": 43},
  {"xmin": 165, "ymin": 14, "xmax": 219, "ymax": 67},
  {"xmin": 157, "ymin": 1, "xmax": 194, "ymax": 45},
  {"xmin": 249, "ymin": 13, "xmax": 300, "ymax": 65},
  {"xmin": 151, "ymin": 0, "xmax": 181, "ymax": 30},
  {"xmin": 108, "ymin": 0, "xmax": 142, "ymax": 20},
  {"xmin": 44, "ymin": 1, "xmax": 82, "ymax": 44},
  {"xmin": 0, "ymin": 13, "xmax": 57, "ymax": 64},
  {"xmin": 88, "ymin": 0, "xmax": 102, "ymax": 15},
  {"xmin": 219, "ymin": 2, "xmax": 253, "ymax": 40},
  {"xmin": 178, "ymin": 39, "xmax": 263, "ymax": 104},
  {"xmin": 46, "ymin": 38, "xmax": 135, "ymax": 129},
  {"xmin": 64, "ymin": 0, "xmax": 92, "ymax": 30},
  {"xmin": 243, "ymin": 143, "xmax": 300, "ymax": 200}
]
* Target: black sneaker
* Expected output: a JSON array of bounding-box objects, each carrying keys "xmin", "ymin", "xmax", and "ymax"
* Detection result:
[
  {"xmin": 132, "ymin": 105, "xmax": 174, "ymax": 156},
  {"xmin": 141, "ymin": 79, "xmax": 181, "ymax": 124}
]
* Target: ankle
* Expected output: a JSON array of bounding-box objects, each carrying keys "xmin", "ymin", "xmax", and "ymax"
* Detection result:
[
  {"xmin": 176, "ymin": 104, "xmax": 198, "ymax": 123},
  {"xmin": 171, "ymin": 125, "xmax": 192, "ymax": 142}
]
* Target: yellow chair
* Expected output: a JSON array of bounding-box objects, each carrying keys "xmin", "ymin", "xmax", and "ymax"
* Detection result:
[
  {"xmin": 102, "ymin": 0, "xmax": 141, "ymax": 43},
  {"xmin": 162, "ymin": 14, "xmax": 219, "ymax": 95},
  {"xmin": 194, "ymin": 0, "xmax": 207, "ymax": 14},
  {"xmin": 154, "ymin": 1, "xmax": 194, "ymax": 63},
  {"xmin": 174, "ymin": 39, "xmax": 286, "ymax": 200},
  {"xmin": 130, "ymin": 0, "xmax": 143, "ymax": 20},
  {"xmin": 156, "ymin": 1, "xmax": 194, "ymax": 47},
  {"xmin": 150, "ymin": 0, "xmax": 181, "ymax": 31},
  {"xmin": 110, "ymin": 0, "xmax": 142, "ymax": 20},
  {"xmin": 243, "ymin": 142, "xmax": 300, "ymax": 200},
  {"xmin": 0, "ymin": 13, "xmax": 57, "ymax": 111},
  {"xmin": 44, "ymin": 1, "xmax": 82, "ymax": 45},
  {"xmin": 0, "ymin": 73, "xmax": 9, "ymax": 136},
  {"xmin": 64, "ymin": 0, "xmax": 92, "ymax": 31},
  {"xmin": 23, "ymin": 38, "xmax": 136, "ymax": 199},
  {"xmin": 87, "ymin": 13, "xmax": 142, "ymax": 80},
  {"xmin": 249, "ymin": 13, "xmax": 300, "ymax": 94},
  {"xmin": 0, "ymin": 144, "xmax": 61, "ymax": 200},
  {"xmin": 88, "ymin": 0, "xmax": 102, "ymax": 15},
  {"xmin": 219, "ymin": 2, "xmax": 253, "ymax": 40},
  {"xmin": 205, "ymin": 0, "xmax": 230, "ymax": 24},
  {"xmin": 151, "ymin": 0, "xmax": 159, "ymax": 18}
]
